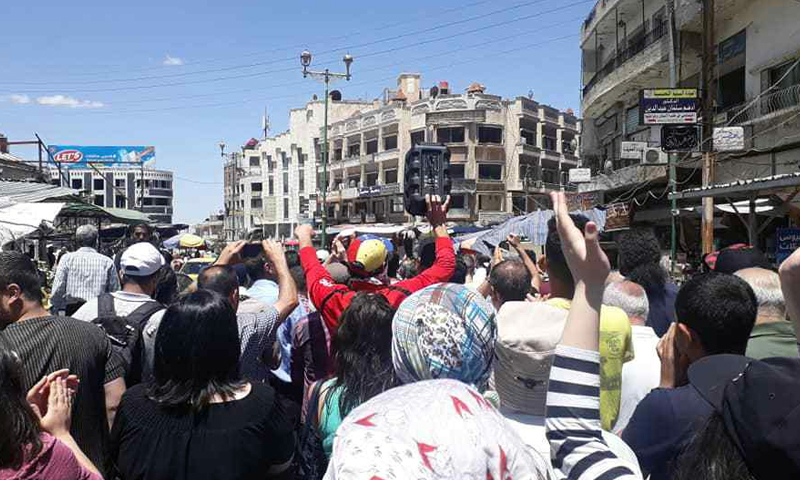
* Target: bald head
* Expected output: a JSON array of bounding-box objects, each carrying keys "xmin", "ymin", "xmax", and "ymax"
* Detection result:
[
  {"xmin": 198, "ymin": 265, "xmax": 239, "ymax": 297},
  {"xmin": 734, "ymin": 268, "xmax": 785, "ymax": 323},
  {"xmin": 603, "ymin": 280, "xmax": 649, "ymax": 325}
]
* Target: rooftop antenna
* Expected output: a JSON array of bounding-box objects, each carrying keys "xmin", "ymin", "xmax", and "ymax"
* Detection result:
[{"xmin": 262, "ymin": 107, "xmax": 270, "ymax": 140}]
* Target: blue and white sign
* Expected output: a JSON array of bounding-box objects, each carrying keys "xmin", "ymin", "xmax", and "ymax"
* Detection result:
[
  {"xmin": 48, "ymin": 145, "xmax": 155, "ymax": 169},
  {"xmin": 777, "ymin": 227, "xmax": 800, "ymax": 264}
]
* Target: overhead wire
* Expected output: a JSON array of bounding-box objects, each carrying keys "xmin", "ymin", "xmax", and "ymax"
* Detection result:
[{"xmin": 2, "ymin": 0, "xmax": 583, "ymax": 90}]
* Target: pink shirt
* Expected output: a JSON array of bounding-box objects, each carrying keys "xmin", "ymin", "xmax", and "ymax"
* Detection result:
[{"xmin": 0, "ymin": 433, "xmax": 100, "ymax": 480}]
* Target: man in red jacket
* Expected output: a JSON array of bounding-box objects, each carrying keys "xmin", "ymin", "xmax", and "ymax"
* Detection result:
[{"xmin": 296, "ymin": 195, "xmax": 455, "ymax": 333}]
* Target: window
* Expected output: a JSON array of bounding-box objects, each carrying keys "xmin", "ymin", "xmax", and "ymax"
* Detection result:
[
  {"xmin": 437, "ymin": 127, "xmax": 465, "ymax": 143},
  {"xmin": 374, "ymin": 200, "xmax": 384, "ymax": 216},
  {"xmin": 300, "ymin": 153, "xmax": 307, "ymax": 167},
  {"xmin": 512, "ymin": 195, "xmax": 526, "ymax": 214},
  {"xmin": 478, "ymin": 126, "xmax": 503, "ymax": 144},
  {"xmin": 143, "ymin": 197, "xmax": 154, "ymax": 206},
  {"xmin": 478, "ymin": 164, "xmax": 502, "ymax": 180},
  {"xmin": 718, "ymin": 67, "xmax": 745, "ymax": 110},
  {"xmin": 450, "ymin": 194, "xmax": 466, "ymax": 209},
  {"xmin": 115, "ymin": 196, "xmax": 126, "ymax": 208},
  {"xmin": 366, "ymin": 139, "xmax": 378, "ymax": 154},
  {"xmin": 391, "ymin": 197, "xmax": 405, "ymax": 213},
  {"xmin": 410, "ymin": 130, "xmax": 425, "ymax": 145},
  {"xmin": 267, "ymin": 155, "xmax": 273, "ymax": 172},
  {"xmin": 155, "ymin": 198, "xmax": 170, "ymax": 206},
  {"xmin": 283, "ymin": 172, "xmax": 289, "ymax": 192},
  {"xmin": 449, "ymin": 164, "xmax": 465, "ymax": 179},
  {"xmin": 283, "ymin": 198, "xmax": 289, "ymax": 219},
  {"xmin": 71, "ymin": 178, "xmax": 82, "ymax": 189},
  {"xmin": 341, "ymin": 204, "xmax": 349, "ymax": 218},
  {"xmin": 366, "ymin": 172, "xmax": 378, "ymax": 186},
  {"xmin": 543, "ymin": 136, "xmax": 557, "ymax": 151},
  {"xmin": 282, "ymin": 152, "xmax": 290, "ymax": 169},
  {"xmin": 94, "ymin": 195, "xmax": 104, "ymax": 206},
  {"xmin": 299, "ymin": 197, "xmax": 309, "ymax": 214},
  {"xmin": 347, "ymin": 143, "xmax": 360, "ymax": 157},
  {"xmin": 384, "ymin": 169, "xmax": 398, "ymax": 184},
  {"xmin": 298, "ymin": 171, "xmax": 305, "ymax": 193},
  {"xmin": 251, "ymin": 182, "xmax": 263, "ymax": 192},
  {"xmin": 114, "ymin": 178, "xmax": 125, "ymax": 187},
  {"xmin": 766, "ymin": 60, "xmax": 800, "ymax": 91},
  {"xmin": 383, "ymin": 135, "xmax": 398, "ymax": 150},
  {"xmin": 93, "ymin": 179, "xmax": 104, "ymax": 191},
  {"xmin": 625, "ymin": 106, "xmax": 640, "ymax": 136},
  {"xmin": 334, "ymin": 148, "xmax": 343, "ymax": 161},
  {"xmin": 251, "ymin": 198, "xmax": 262, "ymax": 209},
  {"xmin": 478, "ymin": 194, "xmax": 503, "ymax": 211},
  {"xmin": 268, "ymin": 177, "xmax": 274, "ymax": 195},
  {"xmin": 521, "ymin": 130, "xmax": 536, "ymax": 146},
  {"xmin": 249, "ymin": 156, "xmax": 260, "ymax": 167}
]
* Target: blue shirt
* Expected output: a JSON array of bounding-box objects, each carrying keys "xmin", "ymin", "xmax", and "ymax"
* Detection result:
[
  {"xmin": 247, "ymin": 279, "xmax": 279, "ymax": 306},
  {"xmin": 270, "ymin": 297, "xmax": 311, "ymax": 382},
  {"xmin": 646, "ymin": 282, "xmax": 679, "ymax": 337},
  {"xmin": 622, "ymin": 384, "xmax": 713, "ymax": 480}
]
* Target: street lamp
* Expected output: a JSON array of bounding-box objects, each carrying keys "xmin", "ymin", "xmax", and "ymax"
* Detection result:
[{"xmin": 300, "ymin": 50, "xmax": 354, "ymax": 247}]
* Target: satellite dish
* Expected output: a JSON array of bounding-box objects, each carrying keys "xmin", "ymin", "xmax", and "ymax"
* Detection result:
[
  {"xmin": 329, "ymin": 90, "xmax": 342, "ymax": 101},
  {"xmin": 430, "ymin": 86, "xmax": 439, "ymax": 98}
]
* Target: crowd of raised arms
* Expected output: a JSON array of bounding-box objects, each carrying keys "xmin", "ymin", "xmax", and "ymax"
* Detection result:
[{"xmin": 1, "ymin": 192, "xmax": 799, "ymax": 480}]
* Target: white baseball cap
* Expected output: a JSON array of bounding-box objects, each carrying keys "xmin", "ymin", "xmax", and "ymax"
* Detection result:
[{"xmin": 120, "ymin": 242, "xmax": 165, "ymax": 277}]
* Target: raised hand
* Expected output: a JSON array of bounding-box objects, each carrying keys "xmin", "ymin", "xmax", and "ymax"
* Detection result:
[
  {"xmin": 261, "ymin": 239, "xmax": 286, "ymax": 265},
  {"xmin": 27, "ymin": 369, "xmax": 79, "ymax": 419},
  {"xmin": 549, "ymin": 191, "xmax": 610, "ymax": 288},
  {"xmin": 38, "ymin": 377, "xmax": 74, "ymax": 437},
  {"xmin": 425, "ymin": 195, "xmax": 450, "ymax": 227},
  {"xmin": 294, "ymin": 224, "xmax": 315, "ymax": 242},
  {"xmin": 216, "ymin": 240, "xmax": 246, "ymax": 266}
]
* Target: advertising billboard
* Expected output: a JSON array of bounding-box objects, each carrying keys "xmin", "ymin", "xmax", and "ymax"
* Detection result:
[{"xmin": 48, "ymin": 145, "xmax": 155, "ymax": 169}]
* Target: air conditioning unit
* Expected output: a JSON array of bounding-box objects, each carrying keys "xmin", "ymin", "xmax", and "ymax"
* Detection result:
[{"xmin": 642, "ymin": 147, "xmax": 668, "ymax": 165}]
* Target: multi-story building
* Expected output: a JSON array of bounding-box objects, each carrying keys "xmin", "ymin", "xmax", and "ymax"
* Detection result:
[
  {"xmin": 579, "ymin": 0, "xmax": 800, "ymax": 238},
  {"xmin": 49, "ymin": 166, "xmax": 174, "ymax": 223},
  {"xmin": 224, "ymin": 74, "xmax": 581, "ymax": 238},
  {"xmin": 194, "ymin": 211, "xmax": 225, "ymax": 244}
]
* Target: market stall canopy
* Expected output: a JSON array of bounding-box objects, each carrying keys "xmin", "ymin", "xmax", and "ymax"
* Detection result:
[
  {"xmin": 455, "ymin": 208, "xmax": 607, "ymax": 255},
  {"xmin": 0, "ymin": 180, "xmax": 81, "ymax": 208},
  {"xmin": 57, "ymin": 203, "xmax": 151, "ymax": 224},
  {"xmin": 164, "ymin": 233, "xmax": 206, "ymax": 249},
  {"xmin": 0, "ymin": 202, "xmax": 64, "ymax": 247}
]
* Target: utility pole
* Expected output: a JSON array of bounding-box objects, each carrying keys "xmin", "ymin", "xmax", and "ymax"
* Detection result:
[
  {"xmin": 667, "ymin": 0, "xmax": 679, "ymax": 269},
  {"xmin": 701, "ymin": 0, "xmax": 716, "ymax": 254}
]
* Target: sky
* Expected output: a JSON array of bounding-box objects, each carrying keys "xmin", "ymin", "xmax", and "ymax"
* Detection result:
[{"xmin": 0, "ymin": 0, "xmax": 591, "ymax": 224}]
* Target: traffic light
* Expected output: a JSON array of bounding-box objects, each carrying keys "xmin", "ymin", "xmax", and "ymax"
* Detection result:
[{"xmin": 403, "ymin": 143, "xmax": 451, "ymax": 216}]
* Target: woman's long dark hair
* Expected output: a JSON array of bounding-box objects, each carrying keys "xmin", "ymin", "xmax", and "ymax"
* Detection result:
[
  {"xmin": 330, "ymin": 293, "xmax": 399, "ymax": 416},
  {"xmin": 148, "ymin": 289, "xmax": 245, "ymax": 413},
  {"xmin": 0, "ymin": 339, "xmax": 42, "ymax": 470},
  {"xmin": 674, "ymin": 413, "xmax": 755, "ymax": 480}
]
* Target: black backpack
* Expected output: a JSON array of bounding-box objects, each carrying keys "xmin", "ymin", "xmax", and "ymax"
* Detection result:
[{"xmin": 92, "ymin": 293, "xmax": 163, "ymax": 376}]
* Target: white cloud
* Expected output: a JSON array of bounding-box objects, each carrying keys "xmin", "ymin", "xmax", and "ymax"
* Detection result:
[
  {"xmin": 36, "ymin": 95, "xmax": 105, "ymax": 109},
  {"xmin": 163, "ymin": 54, "xmax": 185, "ymax": 66},
  {"xmin": 8, "ymin": 94, "xmax": 31, "ymax": 104}
]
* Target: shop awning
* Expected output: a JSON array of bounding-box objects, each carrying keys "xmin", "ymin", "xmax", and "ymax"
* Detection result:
[
  {"xmin": 669, "ymin": 172, "xmax": 800, "ymax": 200},
  {"xmin": 0, "ymin": 202, "xmax": 64, "ymax": 247}
]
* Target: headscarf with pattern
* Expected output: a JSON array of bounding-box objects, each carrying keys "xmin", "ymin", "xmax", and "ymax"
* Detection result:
[
  {"xmin": 323, "ymin": 379, "xmax": 549, "ymax": 480},
  {"xmin": 392, "ymin": 283, "xmax": 496, "ymax": 387}
]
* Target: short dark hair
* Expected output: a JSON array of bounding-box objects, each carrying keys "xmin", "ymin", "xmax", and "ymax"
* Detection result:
[
  {"xmin": 148, "ymin": 290, "xmax": 243, "ymax": 413},
  {"xmin": 675, "ymin": 273, "xmax": 757, "ymax": 355},
  {"xmin": 290, "ymin": 265, "xmax": 306, "ymax": 293},
  {"xmin": 450, "ymin": 257, "xmax": 468, "ymax": 284},
  {"xmin": 616, "ymin": 229, "xmax": 667, "ymax": 292},
  {"xmin": 243, "ymin": 256, "xmax": 267, "ymax": 282},
  {"xmin": 130, "ymin": 223, "xmax": 152, "ymax": 236},
  {"xmin": 154, "ymin": 268, "xmax": 179, "ymax": 306},
  {"xmin": 417, "ymin": 237, "xmax": 436, "ymax": 269},
  {"xmin": 0, "ymin": 338, "xmax": 43, "ymax": 469},
  {"xmin": 545, "ymin": 214, "xmax": 589, "ymax": 286},
  {"xmin": 332, "ymin": 293, "xmax": 399, "ymax": 417},
  {"xmin": 0, "ymin": 252, "xmax": 43, "ymax": 303},
  {"xmin": 197, "ymin": 265, "xmax": 239, "ymax": 297},
  {"xmin": 489, "ymin": 260, "xmax": 531, "ymax": 302},
  {"xmin": 387, "ymin": 252, "xmax": 401, "ymax": 279}
]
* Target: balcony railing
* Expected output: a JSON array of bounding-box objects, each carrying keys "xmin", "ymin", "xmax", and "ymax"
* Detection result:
[
  {"xmin": 451, "ymin": 178, "xmax": 477, "ymax": 192},
  {"xmin": 582, "ymin": 22, "xmax": 667, "ymax": 98},
  {"xmin": 718, "ymin": 83, "xmax": 800, "ymax": 125}
]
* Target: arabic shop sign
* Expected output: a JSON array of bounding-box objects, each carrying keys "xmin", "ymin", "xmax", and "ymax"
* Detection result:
[
  {"xmin": 777, "ymin": 228, "xmax": 800, "ymax": 263},
  {"xmin": 713, "ymin": 127, "xmax": 745, "ymax": 152},
  {"xmin": 661, "ymin": 125, "xmax": 699, "ymax": 152},
  {"xmin": 640, "ymin": 89, "xmax": 699, "ymax": 125}
]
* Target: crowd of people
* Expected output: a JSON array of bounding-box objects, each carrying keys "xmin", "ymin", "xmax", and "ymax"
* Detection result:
[{"xmin": 1, "ymin": 192, "xmax": 799, "ymax": 480}]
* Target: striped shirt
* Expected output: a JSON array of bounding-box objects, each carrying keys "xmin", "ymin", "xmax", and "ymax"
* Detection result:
[
  {"xmin": 50, "ymin": 247, "xmax": 120, "ymax": 313},
  {"xmin": 546, "ymin": 344, "xmax": 642, "ymax": 480},
  {"xmin": 0, "ymin": 315, "xmax": 125, "ymax": 477}
]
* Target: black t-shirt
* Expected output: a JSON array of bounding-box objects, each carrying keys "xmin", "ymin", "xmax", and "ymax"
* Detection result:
[
  {"xmin": 109, "ymin": 382, "xmax": 295, "ymax": 480},
  {"xmin": 0, "ymin": 315, "xmax": 125, "ymax": 475}
]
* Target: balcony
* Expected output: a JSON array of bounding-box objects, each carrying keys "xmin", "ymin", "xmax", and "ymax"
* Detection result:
[
  {"xmin": 250, "ymin": 191, "xmax": 262, "ymax": 198},
  {"xmin": 582, "ymin": 23, "xmax": 669, "ymax": 115},
  {"xmin": 716, "ymin": 84, "xmax": 800, "ymax": 126},
  {"xmin": 342, "ymin": 157, "xmax": 360, "ymax": 169},
  {"xmin": 478, "ymin": 211, "xmax": 514, "ymax": 225},
  {"xmin": 241, "ymin": 168, "xmax": 262, "ymax": 178},
  {"xmin": 341, "ymin": 187, "xmax": 359, "ymax": 200},
  {"xmin": 448, "ymin": 208, "xmax": 472, "ymax": 220},
  {"xmin": 451, "ymin": 178, "xmax": 476, "ymax": 193}
]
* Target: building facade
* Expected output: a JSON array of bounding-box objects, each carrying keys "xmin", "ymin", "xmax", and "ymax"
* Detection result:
[
  {"xmin": 224, "ymin": 74, "xmax": 581, "ymax": 239},
  {"xmin": 49, "ymin": 167, "xmax": 175, "ymax": 224},
  {"xmin": 194, "ymin": 211, "xmax": 225, "ymax": 244}
]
